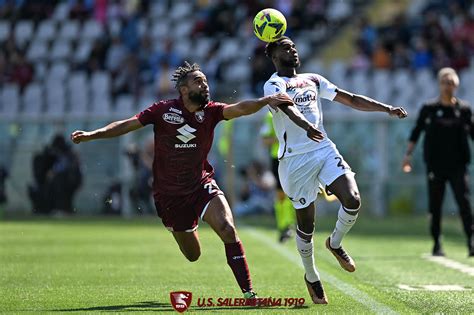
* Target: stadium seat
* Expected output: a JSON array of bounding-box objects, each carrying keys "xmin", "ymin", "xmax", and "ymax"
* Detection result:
[
  {"xmin": 150, "ymin": 2, "xmax": 166, "ymax": 18},
  {"xmin": 329, "ymin": 61, "xmax": 347, "ymax": 87},
  {"xmin": 52, "ymin": 2, "xmax": 70, "ymax": 21},
  {"xmin": 27, "ymin": 40, "xmax": 48, "ymax": 62},
  {"xmin": 170, "ymin": 2, "xmax": 192, "ymax": 20},
  {"xmin": 21, "ymin": 83, "xmax": 43, "ymax": 119},
  {"xmin": 50, "ymin": 39, "xmax": 72, "ymax": 61},
  {"xmin": 217, "ymin": 38, "xmax": 242, "ymax": 61},
  {"xmin": 0, "ymin": 21, "xmax": 9, "ymax": 42},
  {"xmin": 115, "ymin": 95, "xmax": 135, "ymax": 116},
  {"xmin": 74, "ymin": 40, "xmax": 93, "ymax": 64},
  {"xmin": 172, "ymin": 19, "xmax": 194, "ymax": 39},
  {"xmin": 48, "ymin": 62, "xmax": 70, "ymax": 82},
  {"xmin": 36, "ymin": 20, "xmax": 56, "ymax": 42},
  {"xmin": 90, "ymin": 95, "xmax": 111, "ymax": 118},
  {"xmin": 45, "ymin": 81, "xmax": 66, "ymax": 118},
  {"xmin": 34, "ymin": 62, "xmax": 48, "ymax": 80},
  {"xmin": 193, "ymin": 37, "xmax": 215, "ymax": 60},
  {"xmin": 14, "ymin": 20, "xmax": 34, "ymax": 46},
  {"xmin": 82, "ymin": 19, "xmax": 103, "ymax": 41},
  {"xmin": 151, "ymin": 20, "xmax": 169, "ymax": 41},
  {"xmin": 91, "ymin": 72, "xmax": 111, "ymax": 95},
  {"xmin": 1, "ymin": 84, "xmax": 20, "ymax": 119},
  {"xmin": 58, "ymin": 21, "xmax": 80, "ymax": 41}
]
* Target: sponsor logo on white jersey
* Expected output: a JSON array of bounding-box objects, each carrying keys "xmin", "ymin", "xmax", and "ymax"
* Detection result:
[
  {"xmin": 163, "ymin": 113, "xmax": 184, "ymax": 124},
  {"xmin": 176, "ymin": 124, "xmax": 196, "ymax": 143},
  {"xmin": 293, "ymin": 90, "xmax": 316, "ymax": 106}
]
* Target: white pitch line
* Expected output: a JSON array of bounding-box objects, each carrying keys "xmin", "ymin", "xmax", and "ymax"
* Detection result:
[
  {"xmin": 243, "ymin": 228, "xmax": 397, "ymax": 314},
  {"xmin": 423, "ymin": 254, "xmax": 474, "ymax": 277}
]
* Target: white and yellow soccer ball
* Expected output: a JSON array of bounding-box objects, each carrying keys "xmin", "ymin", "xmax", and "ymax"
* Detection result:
[{"xmin": 253, "ymin": 8, "xmax": 287, "ymax": 42}]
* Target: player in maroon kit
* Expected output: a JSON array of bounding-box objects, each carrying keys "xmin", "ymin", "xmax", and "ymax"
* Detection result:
[{"xmin": 70, "ymin": 62, "xmax": 293, "ymax": 298}]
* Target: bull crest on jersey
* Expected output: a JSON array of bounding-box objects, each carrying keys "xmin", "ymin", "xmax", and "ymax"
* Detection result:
[{"xmin": 195, "ymin": 111, "xmax": 205, "ymax": 123}]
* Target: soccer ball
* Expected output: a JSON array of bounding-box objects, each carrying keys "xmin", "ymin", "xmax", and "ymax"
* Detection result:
[{"xmin": 253, "ymin": 8, "xmax": 287, "ymax": 42}]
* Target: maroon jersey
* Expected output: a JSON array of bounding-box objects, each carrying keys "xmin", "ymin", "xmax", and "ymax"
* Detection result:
[{"xmin": 136, "ymin": 98, "xmax": 228, "ymax": 197}]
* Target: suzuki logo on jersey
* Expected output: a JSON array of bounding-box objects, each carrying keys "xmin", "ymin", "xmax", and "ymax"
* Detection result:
[
  {"xmin": 176, "ymin": 124, "xmax": 196, "ymax": 144},
  {"xmin": 293, "ymin": 90, "xmax": 317, "ymax": 106},
  {"xmin": 163, "ymin": 113, "xmax": 184, "ymax": 124}
]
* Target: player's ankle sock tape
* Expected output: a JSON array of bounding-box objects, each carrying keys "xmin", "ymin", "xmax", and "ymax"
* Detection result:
[{"xmin": 296, "ymin": 226, "xmax": 313, "ymax": 242}]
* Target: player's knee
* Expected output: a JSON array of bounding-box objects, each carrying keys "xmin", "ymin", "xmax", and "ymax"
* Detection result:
[
  {"xmin": 218, "ymin": 221, "xmax": 238, "ymax": 242},
  {"xmin": 342, "ymin": 193, "xmax": 361, "ymax": 210},
  {"xmin": 184, "ymin": 250, "xmax": 201, "ymax": 262},
  {"xmin": 296, "ymin": 221, "xmax": 314, "ymax": 235}
]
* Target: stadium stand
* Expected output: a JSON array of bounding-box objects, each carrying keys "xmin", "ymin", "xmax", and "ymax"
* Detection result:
[{"xmin": 0, "ymin": 0, "xmax": 473, "ymax": 214}]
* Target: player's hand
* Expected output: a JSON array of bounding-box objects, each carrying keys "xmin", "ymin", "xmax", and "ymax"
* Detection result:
[
  {"xmin": 70, "ymin": 130, "xmax": 92, "ymax": 144},
  {"xmin": 306, "ymin": 124, "xmax": 324, "ymax": 142},
  {"xmin": 388, "ymin": 106, "xmax": 408, "ymax": 119},
  {"xmin": 402, "ymin": 155, "xmax": 412, "ymax": 173},
  {"xmin": 267, "ymin": 93, "xmax": 294, "ymax": 111}
]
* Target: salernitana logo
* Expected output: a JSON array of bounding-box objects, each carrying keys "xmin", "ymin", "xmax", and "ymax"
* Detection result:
[{"xmin": 170, "ymin": 291, "xmax": 192, "ymax": 313}]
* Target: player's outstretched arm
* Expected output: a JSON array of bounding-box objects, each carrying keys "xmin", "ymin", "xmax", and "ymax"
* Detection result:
[
  {"xmin": 334, "ymin": 89, "xmax": 408, "ymax": 118},
  {"xmin": 223, "ymin": 93, "xmax": 293, "ymax": 119},
  {"xmin": 71, "ymin": 116, "xmax": 143, "ymax": 144},
  {"xmin": 278, "ymin": 105, "xmax": 324, "ymax": 142}
]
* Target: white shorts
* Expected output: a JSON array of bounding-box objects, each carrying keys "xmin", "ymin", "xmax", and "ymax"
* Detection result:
[{"xmin": 278, "ymin": 144, "xmax": 354, "ymax": 209}]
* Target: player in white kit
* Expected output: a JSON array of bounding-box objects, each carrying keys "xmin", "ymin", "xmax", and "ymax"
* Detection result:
[{"xmin": 264, "ymin": 37, "xmax": 407, "ymax": 304}]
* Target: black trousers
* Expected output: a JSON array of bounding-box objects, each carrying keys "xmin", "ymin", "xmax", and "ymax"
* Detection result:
[{"xmin": 427, "ymin": 167, "xmax": 473, "ymax": 245}]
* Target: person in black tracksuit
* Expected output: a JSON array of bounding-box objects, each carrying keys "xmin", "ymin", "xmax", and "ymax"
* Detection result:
[{"xmin": 402, "ymin": 67, "xmax": 474, "ymax": 257}]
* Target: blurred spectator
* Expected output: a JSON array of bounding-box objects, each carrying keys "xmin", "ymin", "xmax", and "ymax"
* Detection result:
[
  {"xmin": 350, "ymin": 46, "xmax": 371, "ymax": 71},
  {"xmin": 150, "ymin": 38, "xmax": 181, "ymax": 79},
  {"xmin": 112, "ymin": 54, "xmax": 140, "ymax": 98},
  {"xmin": 125, "ymin": 139, "xmax": 154, "ymax": 215},
  {"xmin": 0, "ymin": 165, "xmax": 8, "ymax": 208},
  {"xmin": 9, "ymin": 51, "xmax": 34, "ymax": 91},
  {"xmin": 84, "ymin": 38, "xmax": 109, "ymax": 73},
  {"xmin": 355, "ymin": 16, "xmax": 377, "ymax": 56},
  {"xmin": 372, "ymin": 41, "xmax": 391, "ymax": 69},
  {"xmin": 250, "ymin": 45, "xmax": 274, "ymax": 95},
  {"xmin": 28, "ymin": 134, "xmax": 82, "ymax": 215},
  {"xmin": 411, "ymin": 37, "xmax": 432, "ymax": 70},
  {"xmin": 155, "ymin": 59, "xmax": 174, "ymax": 99},
  {"xmin": 234, "ymin": 161, "xmax": 276, "ymax": 217},
  {"xmin": 391, "ymin": 42, "xmax": 411, "ymax": 69},
  {"xmin": 106, "ymin": 36, "xmax": 128, "ymax": 76}
]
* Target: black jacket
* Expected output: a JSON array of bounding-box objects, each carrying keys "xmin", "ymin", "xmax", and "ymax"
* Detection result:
[{"xmin": 409, "ymin": 98, "xmax": 474, "ymax": 170}]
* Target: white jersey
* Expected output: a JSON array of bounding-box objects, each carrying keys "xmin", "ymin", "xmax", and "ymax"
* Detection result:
[{"xmin": 263, "ymin": 72, "xmax": 338, "ymax": 159}]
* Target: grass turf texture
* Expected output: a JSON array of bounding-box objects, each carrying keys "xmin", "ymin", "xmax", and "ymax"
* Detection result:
[{"xmin": 1, "ymin": 215, "xmax": 473, "ymax": 314}]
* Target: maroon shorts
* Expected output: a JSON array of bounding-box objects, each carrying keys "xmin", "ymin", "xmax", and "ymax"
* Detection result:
[{"xmin": 154, "ymin": 178, "xmax": 223, "ymax": 232}]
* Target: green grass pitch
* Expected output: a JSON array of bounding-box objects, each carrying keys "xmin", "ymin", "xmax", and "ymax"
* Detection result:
[{"xmin": 1, "ymin": 215, "xmax": 473, "ymax": 314}]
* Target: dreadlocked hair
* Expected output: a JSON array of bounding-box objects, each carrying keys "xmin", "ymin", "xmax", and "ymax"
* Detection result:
[
  {"xmin": 265, "ymin": 36, "xmax": 290, "ymax": 58},
  {"xmin": 172, "ymin": 61, "xmax": 202, "ymax": 89}
]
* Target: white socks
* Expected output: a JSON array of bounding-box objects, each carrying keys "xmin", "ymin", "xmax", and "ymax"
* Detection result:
[
  {"xmin": 296, "ymin": 227, "xmax": 320, "ymax": 283},
  {"xmin": 330, "ymin": 205, "xmax": 359, "ymax": 249}
]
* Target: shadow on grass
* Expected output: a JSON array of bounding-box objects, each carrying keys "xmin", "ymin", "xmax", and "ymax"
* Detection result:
[
  {"xmin": 52, "ymin": 301, "xmax": 309, "ymax": 312},
  {"xmin": 53, "ymin": 301, "xmax": 174, "ymax": 312}
]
